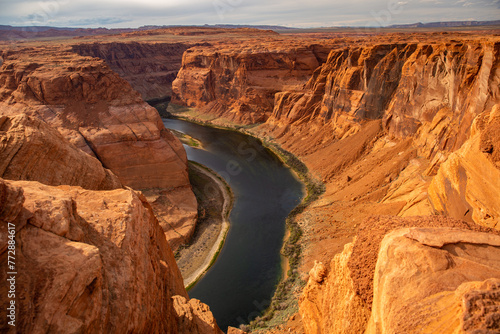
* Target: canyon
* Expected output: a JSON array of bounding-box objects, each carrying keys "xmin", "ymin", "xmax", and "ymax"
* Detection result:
[
  {"xmin": 168, "ymin": 29, "xmax": 500, "ymax": 332},
  {"xmin": 1, "ymin": 26, "xmax": 499, "ymax": 333}
]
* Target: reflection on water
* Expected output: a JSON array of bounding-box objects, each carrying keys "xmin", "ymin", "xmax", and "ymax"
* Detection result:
[{"xmin": 163, "ymin": 118, "xmax": 304, "ymax": 330}]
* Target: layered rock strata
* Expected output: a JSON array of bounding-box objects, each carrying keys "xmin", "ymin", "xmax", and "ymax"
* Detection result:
[
  {"xmin": 0, "ymin": 114, "xmax": 121, "ymax": 190},
  {"xmin": 72, "ymin": 42, "xmax": 192, "ymax": 101},
  {"xmin": 0, "ymin": 178, "xmax": 222, "ymax": 333},
  {"xmin": 172, "ymin": 43, "xmax": 334, "ymax": 124},
  {"xmin": 429, "ymin": 105, "xmax": 500, "ymax": 229},
  {"xmin": 0, "ymin": 48, "xmax": 197, "ymax": 247},
  {"xmin": 262, "ymin": 38, "xmax": 500, "ymax": 228},
  {"xmin": 170, "ymin": 33, "xmax": 500, "ymax": 332},
  {"xmin": 268, "ymin": 40, "xmax": 499, "ymax": 151}
]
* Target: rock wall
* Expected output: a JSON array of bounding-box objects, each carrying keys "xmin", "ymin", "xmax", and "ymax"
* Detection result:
[
  {"xmin": 268, "ymin": 40, "xmax": 499, "ymax": 149},
  {"xmin": 172, "ymin": 43, "xmax": 333, "ymax": 124},
  {"xmin": 299, "ymin": 243, "xmax": 370, "ymax": 334},
  {"xmin": 167, "ymin": 33, "xmax": 500, "ymax": 332},
  {"xmin": 0, "ymin": 48, "xmax": 197, "ymax": 247},
  {"xmin": 0, "ymin": 178, "xmax": 222, "ymax": 333},
  {"xmin": 72, "ymin": 42, "xmax": 192, "ymax": 101},
  {"xmin": 367, "ymin": 227, "xmax": 500, "ymax": 334},
  {"xmin": 0, "ymin": 48, "xmax": 190, "ymax": 190},
  {"xmin": 262, "ymin": 37, "xmax": 500, "ymax": 228}
]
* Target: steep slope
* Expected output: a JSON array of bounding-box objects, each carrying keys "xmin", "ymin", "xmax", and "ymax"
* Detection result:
[
  {"xmin": 0, "ymin": 178, "xmax": 222, "ymax": 333},
  {"xmin": 428, "ymin": 105, "xmax": 500, "ymax": 229},
  {"xmin": 72, "ymin": 42, "xmax": 192, "ymax": 101},
  {"xmin": 270, "ymin": 36, "xmax": 500, "ymax": 332},
  {"xmin": 260, "ymin": 37, "xmax": 500, "ymax": 228},
  {"xmin": 0, "ymin": 48, "xmax": 197, "ymax": 248},
  {"xmin": 267, "ymin": 39, "xmax": 499, "ymax": 153},
  {"xmin": 172, "ymin": 42, "xmax": 334, "ymax": 124}
]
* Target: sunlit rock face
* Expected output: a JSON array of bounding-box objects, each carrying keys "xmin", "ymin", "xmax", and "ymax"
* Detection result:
[
  {"xmin": 0, "ymin": 48, "xmax": 198, "ymax": 247},
  {"xmin": 0, "ymin": 178, "xmax": 222, "ymax": 333}
]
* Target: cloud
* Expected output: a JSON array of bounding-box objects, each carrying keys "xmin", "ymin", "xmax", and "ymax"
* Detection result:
[
  {"xmin": 1, "ymin": 0, "xmax": 499, "ymax": 28},
  {"xmin": 56, "ymin": 17, "xmax": 133, "ymax": 26}
]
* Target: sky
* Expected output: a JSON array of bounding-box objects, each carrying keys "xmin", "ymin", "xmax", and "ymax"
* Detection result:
[{"xmin": 0, "ymin": 0, "xmax": 499, "ymax": 29}]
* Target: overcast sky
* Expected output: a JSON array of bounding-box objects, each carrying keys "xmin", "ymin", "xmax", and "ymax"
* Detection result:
[{"xmin": 1, "ymin": 0, "xmax": 499, "ymax": 28}]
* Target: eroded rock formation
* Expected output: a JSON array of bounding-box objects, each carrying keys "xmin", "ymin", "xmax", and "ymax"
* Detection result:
[
  {"xmin": 172, "ymin": 43, "xmax": 334, "ymax": 124},
  {"xmin": 0, "ymin": 48, "xmax": 190, "ymax": 190},
  {"xmin": 299, "ymin": 216, "xmax": 500, "ymax": 334},
  {"xmin": 0, "ymin": 114, "xmax": 121, "ymax": 190},
  {"xmin": 429, "ymin": 105, "xmax": 500, "ymax": 229},
  {"xmin": 0, "ymin": 178, "xmax": 222, "ymax": 333},
  {"xmin": 2, "ymin": 29, "xmax": 499, "ymax": 333},
  {"xmin": 0, "ymin": 48, "xmax": 197, "ymax": 247},
  {"xmin": 170, "ymin": 32, "xmax": 500, "ymax": 333},
  {"xmin": 266, "ymin": 39, "xmax": 499, "ymax": 154},
  {"xmin": 367, "ymin": 227, "xmax": 500, "ymax": 333}
]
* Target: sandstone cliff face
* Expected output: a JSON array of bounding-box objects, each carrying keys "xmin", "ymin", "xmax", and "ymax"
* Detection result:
[
  {"xmin": 72, "ymin": 42, "xmax": 192, "ymax": 101},
  {"xmin": 0, "ymin": 178, "xmax": 222, "ymax": 333},
  {"xmin": 172, "ymin": 43, "xmax": 332, "ymax": 124},
  {"xmin": 268, "ymin": 40, "xmax": 499, "ymax": 148},
  {"xmin": 0, "ymin": 48, "xmax": 190, "ymax": 190},
  {"xmin": 0, "ymin": 114, "xmax": 121, "ymax": 190},
  {"xmin": 299, "ymin": 216, "xmax": 500, "ymax": 334},
  {"xmin": 0, "ymin": 48, "xmax": 197, "ymax": 247},
  {"xmin": 171, "ymin": 35, "xmax": 499, "ymax": 228},
  {"xmin": 260, "ymin": 37, "xmax": 500, "ymax": 231},
  {"xmin": 429, "ymin": 105, "xmax": 500, "ymax": 229},
  {"xmin": 299, "ymin": 243, "xmax": 370, "ymax": 334}
]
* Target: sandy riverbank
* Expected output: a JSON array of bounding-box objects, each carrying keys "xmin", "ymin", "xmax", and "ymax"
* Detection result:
[{"xmin": 175, "ymin": 162, "xmax": 233, "ymax": 288}]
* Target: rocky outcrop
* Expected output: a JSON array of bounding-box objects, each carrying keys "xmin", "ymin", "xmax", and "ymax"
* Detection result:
[
  {"xmin": 72, "ymin": 42, "xmax": 192, "ymax": 101},
  {"xmin": 0, "ymin": 178, "xmax": 221, "ymax": 333},
  {"xmin": 172, "ymin": 295, "xmax": 223, "ymax": 334},
  {"xmin": 0, "ymin": 48, "xmax": 190, "ymax": 190},
  {"xmin": 299, "ymin": 244, "xmax": 370, "ymax": 334},
  {"xmin": 0, "ymin": 114, "xmax": 121, "ymax": 190},
  {"xmin": 172, "ymin": 35, "xmax": 500, "ymax": 225},
  {"xmin": 429, "ymin": 105, "xmax": 500, "ymax": 229},
  {"xmin": 367, "ymin": 227, "xmax": 500, "ymax": 334},
  {"xmin": 172, "ymin": 43, "xmax": 333, "ymax": 124},
  {"xmin": 299, "ymin": 216, "xmax": 500, "ymax": 334},
  {"xmin": 0, "ymin": 48, "xmax": 197, "ymax": 247}
]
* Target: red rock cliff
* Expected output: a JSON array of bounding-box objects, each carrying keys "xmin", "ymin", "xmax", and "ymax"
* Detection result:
[
  {"xmin": 0, "ymin": 114, "xmax": 122, "ymax": 190},
  {"xmin": 0, "ymin": 178, "xmax": 222, "ymax": 333},
  {"xmin": 171, "ymin": 32, "xmax": 500, "ymax": 333},
  {"xmin": 0, "ymin": 48, "xmax": 197, "ymax": 248},
  {"xmin": 71, "ymin": 42, "xmax": 192, "ymax": 101},
  {"xmin": 172, "ymin": 42, "xmax": 333, "ymax": 124},
  {"xmin": 268, "ymin": 40, "xmax": 499, "ymax": 147}
]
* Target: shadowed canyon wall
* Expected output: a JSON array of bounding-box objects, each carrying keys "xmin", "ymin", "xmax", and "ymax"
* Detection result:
[{"xmin": 71, "ymin": 42, "xmax": 193, "ymax": 101}]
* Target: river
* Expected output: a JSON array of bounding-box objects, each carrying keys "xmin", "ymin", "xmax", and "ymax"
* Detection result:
[{"xmin": 162, "ymin": 118, "xmax": 304, "ymax": 331}]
